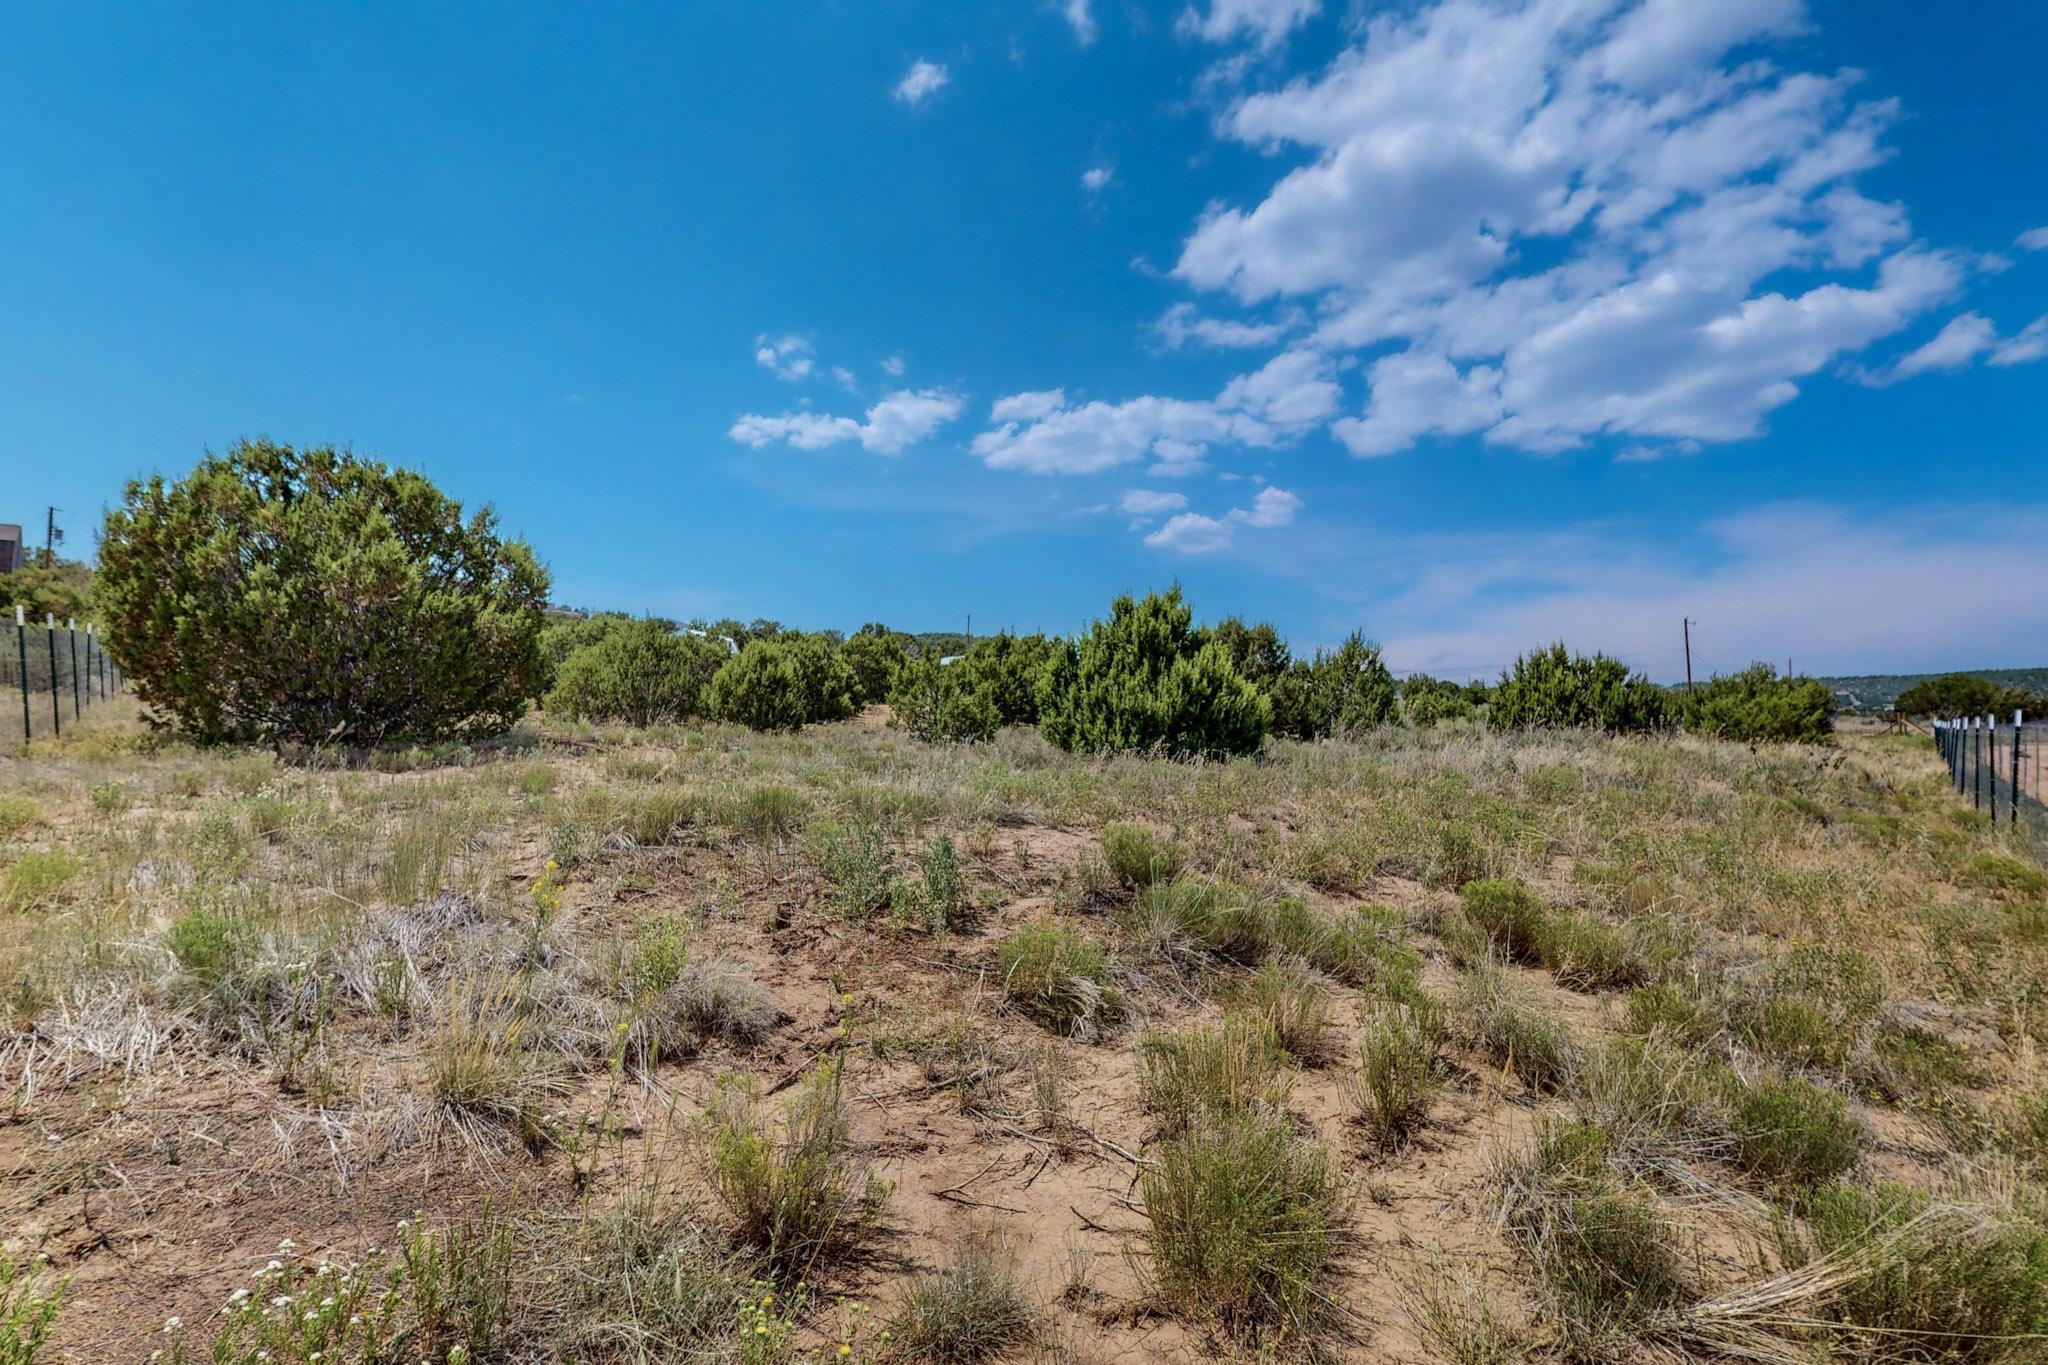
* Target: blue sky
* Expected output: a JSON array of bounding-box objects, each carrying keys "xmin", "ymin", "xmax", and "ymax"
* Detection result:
[{"xmin": 2, "ymin": 0, "xmax": 2043, "ymax": 680}]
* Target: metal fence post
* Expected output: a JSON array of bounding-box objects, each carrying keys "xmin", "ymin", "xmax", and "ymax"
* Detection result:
[
  {"xmin": 43, "ymin": 613, "xmax": 59, "ymax": 737},
  {"xmin": 14, "ymin": 605, "xmax": 27, "ymax": 744},
  {"xmin": 2015, "ymin": 709, "xmax": 2025, "ymax": 828},
  {"xmin": 68, "ymin": 618, "xmax": 81, "ymax": 718}
]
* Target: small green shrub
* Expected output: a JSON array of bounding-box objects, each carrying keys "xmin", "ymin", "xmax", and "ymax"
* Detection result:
[
  {"xmin": 1731, "ymin": 1077, "xmax": 1862, "ymax": 1192},
  {"xmin": 0, "ymin": 851, "xmax": 77, "ymax": 912},
  {"xmin": 624, "ymin": 790, "xmax": 694, "ymax": 846},
  {"xmin": 166, "ymin": 910, "xmax": 243, "ymax": 982},
  {"xmin": 1269, "ymin": 633, "xmax": 1397, "ymax": 740},
  {"xmin": 1457, "ymin": 967, "xmax": 1579, "ymax": 1094},
  {"xmin": 711, "ymin": 637, "xmax": 855, "ymax": 731},
  {"xmin": 1498, "ymin": 1120, "xmax": 1689, "ymax": 1351},
  {"xmin": 1678, "ymin": 664, "xmax": 1835, "ymax": 744},
  {"xmin": 1957, "ymin": 852, "xmax": 2048, "ymax": 903},
  {"xmin": 1141, "ymin": 1112, "xmax": 1341, "ymax": 1338},
  {"xmin": 1138, "ymin": 1017, "xmax": 1293, "ymax": 1136},
  {"xmin": 1537, "ymin": 911, "xmax": 1644, "ymax": 990},
  {"xmin": 1737, "ymin": 994, "xmax": 1849, "ymax": 1070},
  {"xmin": 0, "ymin": 795, "xmax": 40, "ymax": 838},
  {"xmin": 998, "ymin": 923, "xmax": 1119, "ymax": 1037},
  {"xmin": 1100, "ymin": 822, "xmax": 1180, "ymax": 888},
  {"xmin": 886, "ymin": 1235, "xmax": 1036, "ymax": 1364},
  {"xmin": 816, "ymin": 823, "xmax": 895, "ymax": 921},
  {"xmin": 1622, "ymin": 983, "xmax": 1719, "ymax": 1046},
  {"xmin": 0, "ymin": 1253, "xmax": 62, "ymax": 1362},
  {"xmin": 88, "ymin": 782, "xmax": 132, "ymax": 818},
  {"xmin": 1487, "ymin": 644, "xmax": 1670, "ymax": 734},
  {"xmin": 632, "ymin": 915, "xmax": 691, "ymax": 997},
  {"xmin": 544, "ymin": 619, "xmax": 728, "ymax": 725},
  {"xmin": 889, "ymin": 655, "xmax": 998, "ymax": 744},
  {"xmin": 1460, "ymin": 880, "xmax": 1549, "ymax": 962},
  {"xmin": 701, "ymin": 1063, "xmax": 888, "ymax": 1280},
  {"xmin": 897, "ymin": 835, "xmax": 967, "ymax": 932},
  {"xmin": 1037, "ymin": 589, "xmax": 1270, "ymax": 759}
]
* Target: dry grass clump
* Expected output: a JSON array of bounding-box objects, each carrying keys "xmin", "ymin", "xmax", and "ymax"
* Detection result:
[
  {"xmin": 1776, "ymin": 1174, "xmax": 2048, "ymax": 1362},
  {"xmin": 1392, "ymin": 1256, "xmax": 1521, "ymax": 1365},
  {"xmin": 1216, "ymin": 956, "xmax": 1331, "ymax": 1062},
  {"xmin": 887, "ymin": 1233, "xmax": 1037, "ymax": 1364},
  {"xmin": 700, "ymin": 1061, "xmax": 889, "ymax": 1280},
  {"xmin": 1495, "ymin": 1119, "xmax": 1693, "ymax": 1359},
  {"xmin": 1140, "ymin": 1110, "xmax": 1343, "ymax": 1340},
  {"xmin": 1349, "ymin": 1004, "xmax": 1444, "ymax": 1149},
  {"xmin": 1137, "ymin": 1016, "xmax": 1293, "ymax": 1136},
  {"xmin": 998, "ymin": 922, "xmax": 1120, "ymax": 1038},
  {"xmin": 428, "ymin": 973, "xmax": 565, "ymax": 1147},
  {"xmin": 1459, "ymin": 879, "xmax": 1644, "ymax": 990},
  {"xmin": 1455, "ymin": 958, "xmax": 1581, "ymax": 1093}
]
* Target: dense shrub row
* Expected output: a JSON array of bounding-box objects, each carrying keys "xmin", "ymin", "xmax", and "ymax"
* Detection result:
[{"xmin": 96, "ymin": 448, "xmax": 1845, "ymax": 750}]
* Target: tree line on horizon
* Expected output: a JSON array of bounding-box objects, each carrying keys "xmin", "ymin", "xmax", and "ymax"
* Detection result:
[{"xmin": 73, "ymin": 440, "xmax": 1920, "ymax": 754}]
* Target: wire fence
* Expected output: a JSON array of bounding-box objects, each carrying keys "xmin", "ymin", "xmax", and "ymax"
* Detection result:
[
  {"xmin": 1934, "ymin": 711, "xmax": 2047, "ymax": 852},
  {"xmin": 3, "ymin": 609, "xmax": 125, "ymax": 749}
]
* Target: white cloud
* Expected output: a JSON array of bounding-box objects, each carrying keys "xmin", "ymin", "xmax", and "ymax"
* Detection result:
[
  {"xmin": 1214, "ymin": 349, "xmax": 1341, "ymax": 429},
  {"xmin": 1144, "ymin": 485, "xmax": 1303, "ymax": 553},
  {"xmin": 730, "ymin": 388, "xmax": 965, "ymax": 456},
  {"xmin": 1991, "ymin": 316, "xmax": 2048, "ymax": 368},
  {"xmin": 2015, "ymin": 226, "xmax": 2048, "ymax": 252},
  {"xmin": 1145, "ymin": 512, "xmax": 1238, "ymax": 554},
  {"xmin": 973, "ymin": 350, "xmax": 1332, "ymax": 476},
  {"xmin": 830, "ymin": 366, "xmax": 858, "ymax": 391},
  {"xmin": 1179, "ymin": 0, "xmax": 1321, "ymax": 49},
  {"xmin": 1082, "ymin": 166, "xmax": 1113, "ymax": 192},
  {"xmin": 894, "ymin": 59, "xmax": 950, "ymax": 106},
  {"xmin": 1865, "ymin": 312, "xmax": 1996, "ymax": 385},
  {"xmin": 1859, "ymin": 309, "xmax": 2048, "ymax": 383},
  {"xmin": 989, "ymin": 389, "xmax": 1068, "ymax": 424},
  {"xmin": 1119, "ymin": 488, "xmax": 1189, "ymax": 524},
  {"xmin": 754, "ymin": 334, "xmax": 813, "ymax": 381},
  {"xmin": 1237, "ymin": 485, "xmax": 1302, "ymax": 527},
  {"xmin": 1063, "ymin": 0, "xmax": 1097, "ymax": 45},
  {"xmin": 881, "ymin": 354, "xmax": 907, "ymax": 376},
  {"xmin": 1153, "ymin": 302, "xmax": 1293, "ymax": 350},
  {"xmin": 1164, "ymin": 0, "xmax": 1974, "ymax": 457}
]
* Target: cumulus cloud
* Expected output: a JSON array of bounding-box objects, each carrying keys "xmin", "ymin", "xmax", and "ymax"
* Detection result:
[
  {"xmin": 1860, "ymin": 309, "xmax": 2048, "ymax": 384},
  {"xmin": 972, "ymin": 351, "xmax": 1333, "ymax": 476},
  {"xmin": 1153, "ymin": 302, "xmax": 1294, "ymax": 351},
  {"xmin": 2016, "ymin": 226, "xmax": 2048, "ymax": 252},
  {"xmin": 1063, "ymin": 0, "xmax": 1097, "ymax": 45},
  {"xmin": 893, "ymin": 59, "xmax": 949, "ymax": 105},
  {"xmin": 754, "ymin": 334, "xmax": 814, "ymax": 381},
  {"xmin": 881, "ymin": 354, "xmax": 907, "ymax": 376},
  {"xmin": 1166, "ymin": 0, "xmax": 1978, "ymax": 457},
  {"xmin": 1143, "ymin": 485, "xmax": 1302, "ymax": 554},
  {"xmin": 1118, "ymin": 488, "xmax": 1189, "ymax": 524},
  {"xmin": 730, "ymin": 389, "xmax": 965, "ymax": 456},
  {"xmin": 1082, "ymin": 166, "xmax": 1113, "ymax": 192},
  {"xmin": 1179, "ymin": 0, "xmax": 1321, "ymax": 49},
  {"xmin": 1991, "ymin": 316, "xmax": 2048, "ymax": 368}
]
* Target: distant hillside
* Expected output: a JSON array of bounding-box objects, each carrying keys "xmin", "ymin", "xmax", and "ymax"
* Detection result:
[{"xmin": 1819, "ymin": 668, "xmax": 2048, "ymax": 713}]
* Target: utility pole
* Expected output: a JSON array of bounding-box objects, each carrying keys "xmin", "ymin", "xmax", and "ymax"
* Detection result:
[
  {"xmin": 1682, "ymin": 618, "xmax": 1694, "ymax": 694},
  {"xmin": 965, "ymin": 613, "xmax": 971, "ymax": 644},
  {"xmin": 43, "ymin": 507, "xmax": 62, "ymax": 570}
]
